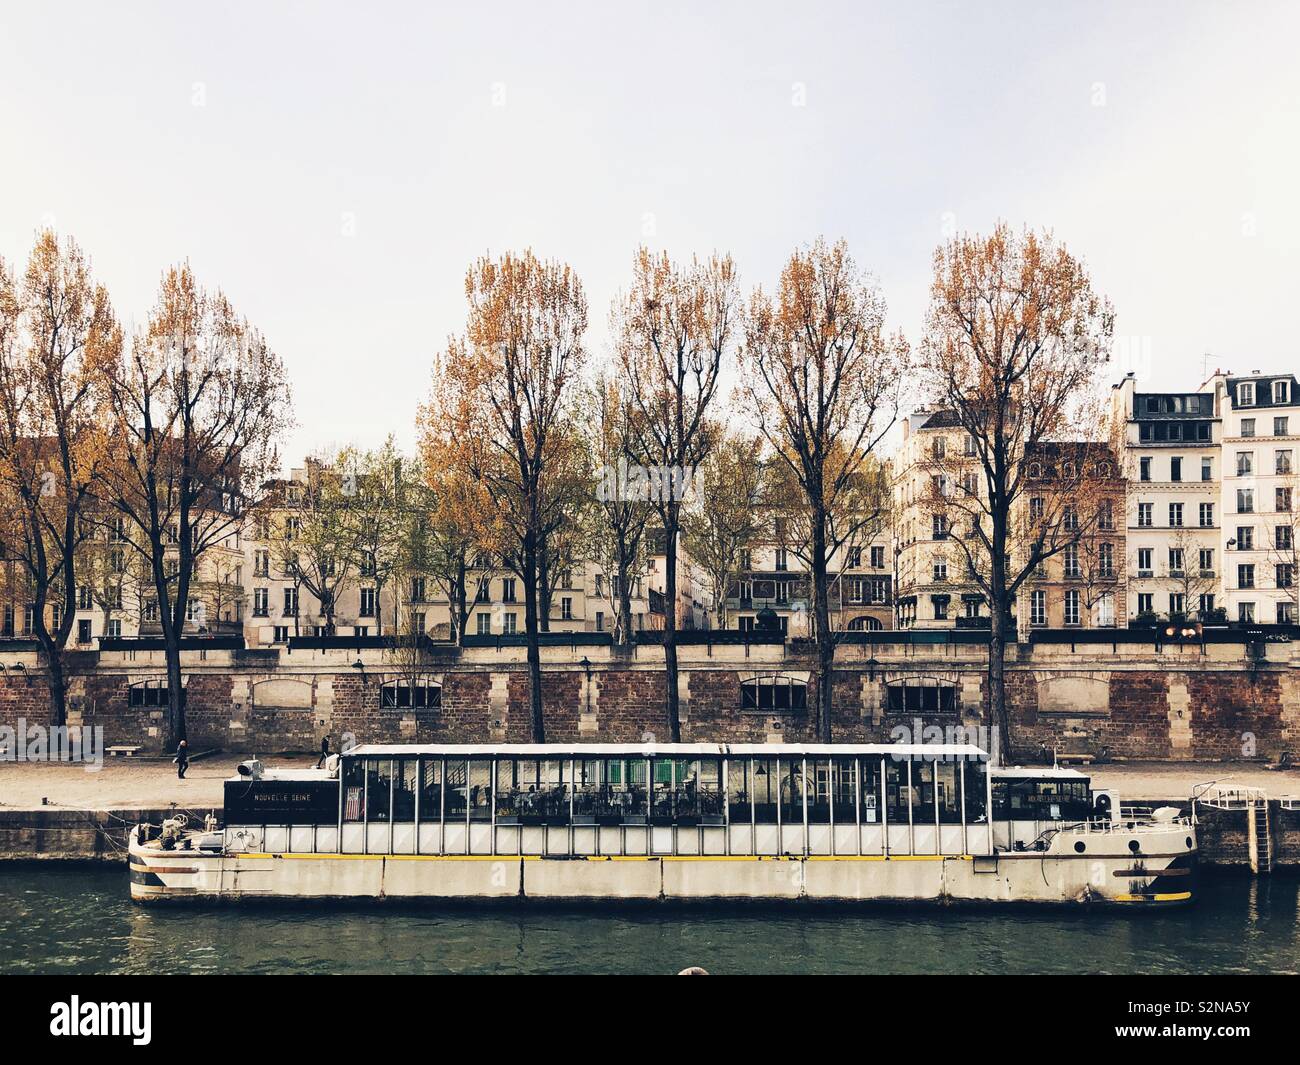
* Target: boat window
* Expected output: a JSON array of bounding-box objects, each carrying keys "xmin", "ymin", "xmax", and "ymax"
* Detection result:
[
  {"xmin": 911, "ymin": 759, "xmax": 936, "ymax": 824},
  {"xmin": 444, "ymin": 759, "xmax": 468, "ymax": 820},
  {"xmin": 807, "ymin": 759, "xmax": 832, "ymax": 824},
  {"xmin": 780, "ymin": 759, "xmax": 808, "ymax": 825},
  {"xmin": 468, "ymin": 759, "xmax": 492, "ymax": 822},
  {"xmin": 393, "ymin": 758, "xmax": 417, "ymax": 821},
  {"xmin": 753, "ymin": 758, "xmax": 779, "ymax": 823},
  {"xmin": 366, "ymin": 759, "xmax": 393, "ymax": 822},
  {"xmin": 343, "ymin": 758, "xmax": 365, "ymax": 821},
  {"xmin": 571, "ymin": 759, "xmax": 602, "ymax": 818},
  {"xmin": 831, "ymin": 758, "xmax": 857, "ymax": 825},
  {"xmin": 608, "ymin": 758, "xmax": 648, "ymax": 822},
  {"xmin": 859, "ymin": 757, "xmax": 882, "ymax": 824},
  {"xmin": 419, "ymin": 758, "xmax": 442, "ymax": 821},
  {"xmin": 885, "ymin": 758, "xmax": 910, "ymax": 823},
  {"xmin": 992, "ymin": 776, "xmax": 1090, "ymax": 821},
  {"xmin": 676, "ymin": 759, "xmax": 722, "ymax": 822},
  {"xmin": 727, "ymin": 759, "xmax": 752, "ymax": 824},
  {"xmin": 963, "ymin": 760, "xmax": 988, "ymax": 824},
  {"xmin": 936, "ymin": 761, "xmax": 961, "ymax": 823}
]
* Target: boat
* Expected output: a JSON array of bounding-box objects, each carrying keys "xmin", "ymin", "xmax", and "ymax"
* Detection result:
[{"xmin": 128, "ymin": 742, "xmax": 1197, "ymax": 905}]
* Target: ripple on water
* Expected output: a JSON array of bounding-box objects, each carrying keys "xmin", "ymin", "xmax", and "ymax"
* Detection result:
[{"xmin": 0, "ymin": 866, "xmax": 1296, "ymax": 975}]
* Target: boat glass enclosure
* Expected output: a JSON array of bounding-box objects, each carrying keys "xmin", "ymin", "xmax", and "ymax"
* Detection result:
[{"xmin": 233, "ymin": 744, "xmax": 995, "ymax": 858}]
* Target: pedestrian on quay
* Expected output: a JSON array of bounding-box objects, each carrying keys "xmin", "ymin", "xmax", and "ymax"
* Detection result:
[
  {"xmin": 175, "ymin": 739, "xmax": 189, "ymax": 780},
  {"xmin": 316, "ymin": 734, "xmax": 330, "ymax": 769}
]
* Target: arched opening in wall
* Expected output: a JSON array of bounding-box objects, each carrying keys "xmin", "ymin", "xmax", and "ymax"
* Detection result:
[
  {"xmin": 740, "ymin": 674, "xmax": 809, "ymax": 713},
  {"xmin": 128, "ymin": 678, "xmax": 185, "ymax": 707},
  {"xmin": 885, "ymin": 677, "xmax": 957, "ymax": 714},
  {"xmin": 380, "ymin": 677, "xmax": 442, "ymax": 710},
  {"xmin": 847, "ymin": 615, "xmax": 883, "ymax": 631}
]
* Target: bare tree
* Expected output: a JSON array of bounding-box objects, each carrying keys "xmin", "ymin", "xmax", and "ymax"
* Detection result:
[
  {"xmin": 588, "ymin": 376, "xmax": 655, "ymax": 644},
  {"xmin": 429, "ymin": 251, "xmax": 588, "ymax": 742},
  {"xmin": 918, "ymin": 223, "xmax": 1113, "ymax": 761},
  {"xmin": 100, "ymin": 264, "xmax": 291, "ymax": 744},
  {"xmin": 0, "ymin": 232, "xmax": 119, "ymax": 725},
  {"xmin": 681, "ymin": 428, "xmax": 767, "ymax": 632},
  {"xmin": 614, "ymin": 249, "xmax": 739, "ymax": 741},
  {"xmin": 742, "ymin": 239, "xmax": 906, "ymax": 741}
]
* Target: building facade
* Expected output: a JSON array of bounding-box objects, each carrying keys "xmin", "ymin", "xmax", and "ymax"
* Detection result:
[
  {"xmin": 1209, "ymin": 371, "xmax": 1299, "ymax": 625},
  {"xmin": 1110, "ymin": 374, "xmax": 1221, "ymax": 623}
]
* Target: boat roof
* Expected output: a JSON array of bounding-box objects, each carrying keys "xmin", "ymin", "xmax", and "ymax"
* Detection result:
[
  {"xmin": 991, "ymin": 766, "xmax": 1090, "ymax": 780},
  {"xmin": 345, "ymin": 742, "xmax": 989, "ymax": 758}
]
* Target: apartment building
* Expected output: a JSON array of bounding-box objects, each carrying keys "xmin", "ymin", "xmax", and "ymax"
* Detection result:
[
  {"xmin": 725, "ymin": 523, "xmax": 893, "ymax": 636},
  {"xmin": 1206, "ymin": 371, "xmax": 1299, "ymax": 625},
  {"xmin": 1015, "ymin": 442, "xmax": 1126, "ymax": 630},
  {"xmin": 1110, "ymin": 374, "xmax": 1221, "ymax": 623},
  {"xmin": 240, "ymin": 466, "xmax": 703, "ymax": 646},
  {"xmin": 895, "ymin": 410, "xmax": 1125, "ymax": 631},
  {"xmin": 895, "ymin": 410, "xmax": 984, "ymax": 628}
]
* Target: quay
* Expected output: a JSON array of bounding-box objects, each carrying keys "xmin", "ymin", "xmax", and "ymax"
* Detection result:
[{"xmin": 4, "ymin": 755, "xmax": 1299, "ymax": 870}]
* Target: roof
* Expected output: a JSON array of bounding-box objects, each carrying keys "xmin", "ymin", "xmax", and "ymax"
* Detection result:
[
  {"xmin": 991, "ymin": 765, "xmax": 1089, "ymax": 780},
  {"xmin": 344, "ymin": 742, "xmax": 989, "ymax": 759},
  {"xmin": 918, "ymin": 409, "xmax": 963, "ymax": 430}
]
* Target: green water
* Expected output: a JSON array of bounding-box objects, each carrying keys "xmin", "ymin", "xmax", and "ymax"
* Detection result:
[{"xmin": 0, "ymin": 865, "xmax": 1296, "ymax": 975}]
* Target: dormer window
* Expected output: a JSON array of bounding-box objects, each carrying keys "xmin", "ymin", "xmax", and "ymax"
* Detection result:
[
  {"xmin": 1239, "ymin": 382, "xmax": 1255, "ymax": 406},
  {"xmin": 1274, "ymin": 380, "xmax": 1289, "ymax": 404}
]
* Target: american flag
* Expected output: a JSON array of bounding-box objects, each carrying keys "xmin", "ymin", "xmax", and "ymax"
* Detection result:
[{"xmin": 344, "ymin": 787, "xmax": 363, "ymax": 821}]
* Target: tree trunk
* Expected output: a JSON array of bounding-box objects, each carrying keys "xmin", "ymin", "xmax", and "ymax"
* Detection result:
[
  {"xmin": 663, "ymin": 527, "xmax": 681, "ymax": 742},
  {"xmin": 987, "ymin": 608, "xmax": 1009, "ymax": 765},
  {"xmin": 454, "ymin": 561, "xmax": 469, "ymax": 647},
  {"xmin": 537, "ymin": 548, "xmax": 552, "ymax": 633},
  {"xmin": 523, "ymin": 528, "xmax": 545, "ymax": 742},
  {"xmin": 618, "ymin": 576, "xmax": 634, "ymax": 648},
  {"xmin": 810, "ymin": 513, "xmax": 834, "ymax": 743},
  {"xmin": 44, "ymin": 643, "xmax": 68, "ymax": 729},
  {"xmin": 165, "ymin": 642, "xmax": 186, "ymax": 745}
]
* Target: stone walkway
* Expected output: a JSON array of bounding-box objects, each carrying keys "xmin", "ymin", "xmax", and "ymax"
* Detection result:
[
  {"xmin": 0, "ymin": 755, "xmax": 316, "ymax": 811},
  {"xmin": 2, "ymin": 753, "xmax": 1298, "ymax": 811}
]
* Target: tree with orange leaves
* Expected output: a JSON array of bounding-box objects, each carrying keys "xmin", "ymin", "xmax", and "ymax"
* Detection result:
[
  {"xmin": 98, "ymin": 264, "xmax": 291, "ymax": 745},
  {"xmin": 743, "ymin": 239, "xmax": 906, "ymax": 741},
  {"xmin": 430, "ymin": 251, "xmax": 588, "ymax": 742},
  {"xmin": 419, "ymin": 366, "xmax": 501, "ymax": 645},
  {"xmin": 614, "ymin": 249, "xmax": 739, "ymax": 742},
  {"xmin": 0, "ymin": 231, "xmax": 121, "ymax": 726},
  {"xmin": 918, "ymin": 223, "xmax": 1113, "ymax": 761}
]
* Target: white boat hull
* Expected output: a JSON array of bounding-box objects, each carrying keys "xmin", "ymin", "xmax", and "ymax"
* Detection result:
[{"xmin": 129, "ymin": 829, "xmax": 1196, "ymax": 906}]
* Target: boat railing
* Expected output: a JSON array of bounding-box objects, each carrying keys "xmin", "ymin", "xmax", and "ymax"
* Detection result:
[
  {"xmin": 1193, "ymin": 782, "xmax": 1267, "ymax": 810},
  {"xmin": 1059, "ymin": 813, "xmax": 1192, "ymax": 835}
]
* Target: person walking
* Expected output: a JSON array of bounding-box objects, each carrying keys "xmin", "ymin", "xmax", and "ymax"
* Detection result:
[
  {"xmin": 316, "ymin": 734, "xmax": 330, "ymax": 769},
  {"xmin": 175, "ymin": 739, "xmax": 189, "ymax": 780}
]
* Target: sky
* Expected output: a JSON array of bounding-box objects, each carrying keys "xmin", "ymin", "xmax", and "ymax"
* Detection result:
[{"xmin": 1, "ymin": 1, "xmax": 1297, "ymax": 467}]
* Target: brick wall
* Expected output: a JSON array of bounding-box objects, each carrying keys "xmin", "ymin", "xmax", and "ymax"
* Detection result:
[{"xmin": 1, "ymin": 643, "xmax": 1296, "ymax": 761}]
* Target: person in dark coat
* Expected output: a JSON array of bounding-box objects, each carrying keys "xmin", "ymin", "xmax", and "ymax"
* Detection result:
[
  {"xmin": 316, "ymin": 735, "xmax": 330, "ymax": 769},
  {"xmin": 175, "ymin": 739, "xmax": 189, "ymax": 780}
]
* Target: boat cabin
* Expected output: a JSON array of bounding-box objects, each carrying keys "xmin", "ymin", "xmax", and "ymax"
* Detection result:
[{"xmin": 222, "ymin": 743, "xmax": 996, "ymax": 859}]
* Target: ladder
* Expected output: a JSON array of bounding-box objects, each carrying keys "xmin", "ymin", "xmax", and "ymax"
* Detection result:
[{"xmin": 1246, "ymin": 796, "xmax": 1273, "ymax": 875}]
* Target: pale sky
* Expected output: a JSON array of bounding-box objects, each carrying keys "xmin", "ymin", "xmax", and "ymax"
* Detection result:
[{"xmin": 2, "ymin": 1, "xmax": 1297, "ymax": 466}]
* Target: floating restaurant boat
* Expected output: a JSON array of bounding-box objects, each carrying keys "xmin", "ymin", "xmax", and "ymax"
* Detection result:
[{"xmin": 128, "ymin": 743, "xmax": 1197, "ymax": 906}]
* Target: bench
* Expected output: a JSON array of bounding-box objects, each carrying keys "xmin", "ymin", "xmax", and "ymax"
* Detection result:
[
  {"xmin": 106, "ymin": 745, "xmax": 144, "ymax": 757},
  {"xmin": 1057, "ymin": 752, "xmax": 1095, "ymax": 765}
]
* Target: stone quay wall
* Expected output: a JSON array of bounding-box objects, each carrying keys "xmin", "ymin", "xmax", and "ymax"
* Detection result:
[{"xmin": 0, "ymin": 633, "xmax": 1297, "ymax": 763}]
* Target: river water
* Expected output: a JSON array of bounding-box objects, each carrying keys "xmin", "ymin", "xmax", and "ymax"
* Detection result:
[{"xmin": 1, "ymin": 865, "xmax": 1296, "ymax": 975}]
